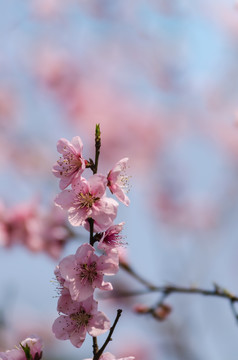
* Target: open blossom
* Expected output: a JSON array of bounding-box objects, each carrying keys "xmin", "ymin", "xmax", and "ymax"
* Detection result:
[
  {"xmin": 0, "ymin": 336, "xmax": 43, "ymax": 360},
  {"xmin": 52, "ymin": 294, "xmax": 110, "ymax": 348},
  {"xmin": 107, "ymin": 158, "xmax": 130, "ymax": 206},
  {"xmin": 97, "ymin": 223, "xmax": 125, "ymax": 254},
  {"xmin": 57, "ymin": 243, "xmax": 119, "ymax": 301},
  {"xmin": 83, "ymin": 352, "xmax": 135, "ymax": 360},
  {"xmin": 52, "ymin": 136, "xmax": 85, "ymax": 190},
  {"xmin": 55, "ymin": 174, "xmax": 118, "ymax": 232}
]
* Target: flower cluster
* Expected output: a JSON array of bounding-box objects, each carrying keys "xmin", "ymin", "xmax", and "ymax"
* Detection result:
[
  {"xmin": 53, "ymin": 136, "xmax": 129, "ymax": 231},
  {"xmin": 52, "ymin": 129, "xmax": 133, "ymax": 359},
  {"xmin": 0, "ymin": 200, "xmax": 71, "ymax": 259}
]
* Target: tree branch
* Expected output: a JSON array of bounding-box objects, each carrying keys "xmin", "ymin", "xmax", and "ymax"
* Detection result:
[
  {"xmin": 119, "ymin": 262, "xmax": 238, "ymax": 324},
  {"xmin": 93, "ymin": 309, "xmax": 122, "ymax": 360}
]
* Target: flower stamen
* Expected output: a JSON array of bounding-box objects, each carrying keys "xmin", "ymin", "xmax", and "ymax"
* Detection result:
[
  {"xmin": 70, "ymin": 309, "xmax": 92, "ymax": 328},
  {"xmin": 78, "ymin": 262, "xmax": 98, "ymax": 284},
  {"xmin": 75, "ymin": 193, "xmax": 100, "ymax": 209}
]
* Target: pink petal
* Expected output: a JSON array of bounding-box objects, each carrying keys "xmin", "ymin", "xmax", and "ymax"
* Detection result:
[
  {"xmin": 59, "ymin": 255, "xmax": 76, "ymax": 281},
  {"xmin": 87, "ymin": 311, "xmax": 110, "ymax": 336},
  {"xmin": 57, "ymin": 293, "xmax": 84, "ymax": 315},
  {"xmin": 81, "ymin": 296, "xmax": 96, "ymax": 314},
  {"xmin": 75, "ymin": 243, "xmax": 94, "ymax": 261},
  {"xmin": 72, "ymin": 177, "xmax": 89, "ymax": 193},
  {"xmin": 100, "ymin": 353, "xmax": 115, "ymax": 360},
  {"xmin": 68, "ymin": 208, "xmax": 87, "ymax": 226},
  {"xmin": 108, "ymin": 158, "xmax": 129, "ymax": 182},
  {"xmin": 70, "ymin": 281, "xmax": 94, "ymax": 302},
  {"xmin": 88, "ymin": 174, "xmax": 107, "ymax": 197},
  {"xmin": 92, "ymin": 197, "xmax": 118, "ymax": 231},
  {"xmin": 57, "ymin": 292, "xmax": 72, "ymax": 314},
  {"xmin": 71, "ymin": 136, "xmax": 83, "ymax": 154},
  {"xmin": 98, "ymin": 252, "xmax": 119, "ymax": 275},
  {"xmin": 56, "ymin": 138, "xmax": 72, "ymax": 154},
  {"xmin": 52, "ymin": 162, "xmax": 63, "ymax": 178},
  {"xmin": 52, "ymin": 315, "xmax": 74, "ymax": 340},
  {"xmin": 69, "ymin": 327, "xmax": 87, "ymax": 348},
  {"xmin": 99, "ymin": 280, "xmax": 113, "ymax": 291},
  {"xmin": 54, "ymin": 190, "xmax": 75, "ymax": 210},
  {"xmin": 111, "ymin": 184, "xmax": 130, "ymax": 206},
  {"xmin": 59, "ymin": 175, "xmax": 75, "ymax": 191}
]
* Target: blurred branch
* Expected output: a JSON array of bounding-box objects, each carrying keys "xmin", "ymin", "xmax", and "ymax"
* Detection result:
[
  {"xmin": 120, "ymin": 262, "xmax": 157, "ymax": 290},
  {"xmin": 119, "ymin": 263, "xmax": 238, "ymax": 324}
]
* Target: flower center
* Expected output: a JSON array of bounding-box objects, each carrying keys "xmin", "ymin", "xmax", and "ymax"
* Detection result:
[
  {"xmin": 70, "ymin": 308, "xmax": 92, "ymax": 328},
  {"xmin": 77, "ymin": 192, "xmax": 100, "ymax": 209},
  {"xmin": 58, "ymin": 153, "xmax": 82, "ymax": 177},
  {"xmin": 105, "ymin": 232, "xmax": 123, "ymax": 246},
  {"xmin": 79, "ymin": 261, "xmax": 98, "ymax": 284},
  {"xmin": 117, "ymin": 173, "xmax": 131, "ymax": 194}
]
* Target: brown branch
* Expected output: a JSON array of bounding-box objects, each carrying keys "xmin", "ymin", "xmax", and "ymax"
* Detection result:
[
  {"xmin": 109, "ymin": 284, "xmax": 238, "ymax": 302},
  {"xmin": 88, "ymin": 218, "xmax": 95, "ymax": 246},
  {"xmin": 120, "ymin": 262, "xmax": 157, "ymax": 290},
  {"xmin": 119, "ymin": 262, "xmax": 238, "ymax": 324},
  {"xmin": 92, "ymin": 336, "xmax": 98, "ymax": 356},
  {"xmin": 93, "ymin": 309, "xmax": 122, "ymax": 360}
]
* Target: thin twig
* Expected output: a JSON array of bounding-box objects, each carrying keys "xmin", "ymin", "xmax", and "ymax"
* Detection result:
[
  {"xmin": 93, "ymin": 309, "xmax": 122, "ymax": 360},
  {"xmin": 108, "ymin": 284, "xmax": 238, "ymax": 301},
  {"xmin": 93, "ymin": 337, "xmax": 98, "ymax": 356},
  {"xmin": 88, "ymin": 218, "xmax": 95, "ymax": 246},
  {"xmin": 230, "ymin": 299, "xmax": 238, "ymax": 324},
  {"xmin": 118, "ymin": 262, "xmax": 238, "ymax": 324},
  {"xmin": 120, "ymin": 262, "xmax": 157, "ymax": 290}
]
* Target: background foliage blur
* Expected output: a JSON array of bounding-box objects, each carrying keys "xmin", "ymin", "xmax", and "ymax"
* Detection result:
[{"xmin": 1, "ymin": 1, "xmax": 238, "ymax": 359}]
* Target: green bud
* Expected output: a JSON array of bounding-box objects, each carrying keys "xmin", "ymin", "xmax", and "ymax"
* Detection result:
[
  {"xmin": 95, "ymin": 123, "xmax": 101, "ymax": 141},
  {"xmin": 20, "ymin": 343, "xmax": 32, "ymax": 360}
]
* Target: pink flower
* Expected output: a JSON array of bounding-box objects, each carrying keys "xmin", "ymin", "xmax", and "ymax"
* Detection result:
[
  {"xmin": 83, "ymin": 352, "xmax": 135, "ymax": 360},
  {"xmin": 107, "ymin": 158, "xmax": 130, "ymax": 206},
  {"xmin": 38, "ymin": 206, "xmax": 72, "ymax": 259},
  {"xmin": 55, "ymin": 174, "xmax": 118, "ymax": 232},
  {"xmin": 52, "ymin": 294, "xmax": 110, "ymax": 348},
  {"xmin": 0, "ymin": 200, "xmax": 71, "ymax": 259},
  {"xmin": 32, "ymin": 0, "xmax": 63, "ymax": 18},
  {"xmin": 97, "ymin": 223, "xmax": 125, "ymax": 254},
  {"xmin": 0, "ymin": 336, "xmax": 43, "ymax": 360},
  {"xmin": 0, "ymin": 200, "xmax": 40, "ymax": 249},
  {"xmin": 52, "ymin": 136, "xmax": 85, "ymax": 190},
  {"xmin": 58, "ymin": 243, "xmax": 119, "ymax": 301}
]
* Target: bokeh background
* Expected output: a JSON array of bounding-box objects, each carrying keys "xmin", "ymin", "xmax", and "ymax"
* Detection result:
[{"xmin": 1, "ymin": 1, "xmax": 238, "ymax": 359}]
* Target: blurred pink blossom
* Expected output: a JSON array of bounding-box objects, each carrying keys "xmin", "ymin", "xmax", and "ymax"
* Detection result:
[
  {"xmin": 34, "ymin": 46, "xmax": 78, "ymax": 100},
  {"xmin": 0, "ymin": 200, "xmax": 71, "ymax": 259},
  {"xmin": 32, "ymin": 0, "xmax": 64, "ymax": 18},
  {"xmin": 0, "ymin": 88, "xmax": 16, "ymax": 129}
]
